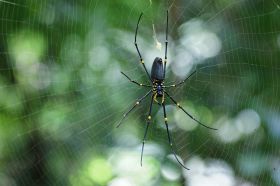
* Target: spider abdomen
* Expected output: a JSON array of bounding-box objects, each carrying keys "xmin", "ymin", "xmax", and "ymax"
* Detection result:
[{"xmin": 151, "ymin": 57, "xmax": 164, "ymax": 81}]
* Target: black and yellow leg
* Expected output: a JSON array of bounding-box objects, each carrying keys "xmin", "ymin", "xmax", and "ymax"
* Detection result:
[
  {"xmin": 161, "ymin": 92, "xmax": 165, "ymax": 104},
  {"xmin": 141, "ymin": 95, "xmax": 154, "ymax": 166},
  {"xmin": 121, "ymin": 72, "xmax": 152, "ymax": 87},
  {"xmin": 162, "ymin": 102, "xmax": 190, "ymax": 170},
  {"xmin": 153, "ymin": 93, "xmax": 158, "ymax": 103},
  {"xmin": 152, "ymin": 93, "xmax": 162, "ymax": 106},
  {"xmin": 117, "ymin": 90, "xmax": 152, "ymax": 128},
  {"xmin": 164, "ymin": 91, "xmax": 217, "ymax": 130},
  {"xmin": 134, "ymin": 13, "xmax": 152, "ymax": 82},
  {"xmin": 164, "ymin": 70, "xmax": 196, "ymax": 88},
  {"xmin": 163, "ymin": 10, "xmax": 168, "ymax": 78}
]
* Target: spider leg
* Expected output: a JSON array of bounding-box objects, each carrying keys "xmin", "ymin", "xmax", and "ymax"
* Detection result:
[
  {"xmin": 116, "ymin": 90, "xmax": 152, "ymax": 128},
  {"xmin": 163, "ymin": 10, "xmax": 168, "ymax": 78},
  {"xmin": 164, "ymin": 91, "xmax": 217, "ymax": 130},
  {"xmin": 162, "ymin": 102, "xmax": 190, "ymax": 170},
  {"xmin": 141, "ymin": 95, "xmax": 154, "ymax": 166},
  {"xmin": 135, "ymin": 13, "xmax": 152, "ymax": 82},
  {"xmin": 121, "ymin": 72, "xmax": 152, "ymax": 87},
  {"xmin": 164, "ymin": 70, "xmax": 196, "ymax": 88}
]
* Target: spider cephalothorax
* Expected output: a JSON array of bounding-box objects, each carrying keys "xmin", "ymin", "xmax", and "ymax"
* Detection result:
[{"xmin": 117, "ymin": 11, "xmax": 217, "ymax": 170}]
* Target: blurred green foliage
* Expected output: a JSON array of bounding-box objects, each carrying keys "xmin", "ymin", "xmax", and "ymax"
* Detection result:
[{"xmin": 0, "ymin": 0, "xmax": 280, "ymax": 186}]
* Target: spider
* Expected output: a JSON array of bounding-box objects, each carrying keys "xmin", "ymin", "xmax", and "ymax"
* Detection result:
[{"xmin": 117, "ymin": 11, "xmax": 217, "ymax": 170}]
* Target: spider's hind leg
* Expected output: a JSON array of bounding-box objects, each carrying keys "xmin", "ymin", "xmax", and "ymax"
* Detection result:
[
  {"xmin": 162, "ymin": 102, "xmax": 190, "ymax": 170},
  {"xmin": 141, "ymin": 95, "xmax": 154, "ymax": 166},
  {"xmin": 164, "ymin": 91, "xmax": 217, "ymax": 130}
]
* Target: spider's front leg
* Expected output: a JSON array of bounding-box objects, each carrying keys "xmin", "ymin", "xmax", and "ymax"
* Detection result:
[
  {"xmin": 116, "ymin": 90, "xmax": 152, "ymax": 128},
  {"xmin": 121, "ymin": 72, "xmax": 152, "ymax": 87},
  {"xmin": 134, "ymin": 13, "xmax": 152, "ymax": 82},
  {"xmin": 163, "ymin": 10, "xmax": 168, "ymax": 78},
  {"xmin": 164, "ymin": 70, "xmax": 196, "ymax": 88}
]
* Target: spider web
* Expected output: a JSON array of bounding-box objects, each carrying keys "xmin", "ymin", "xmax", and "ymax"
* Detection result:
[{"xmin": 0, "ymin": 0, "xmax": 280, "ymax": 185}]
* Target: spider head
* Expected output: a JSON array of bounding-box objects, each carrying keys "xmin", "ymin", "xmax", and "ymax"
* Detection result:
[
  {"xmin": 151, "ymin": 57, "xmax": 164, "ymax": 81},
  {"xmin": 154, "ymin": 57, "xmax": 162, "ymax": 64}
]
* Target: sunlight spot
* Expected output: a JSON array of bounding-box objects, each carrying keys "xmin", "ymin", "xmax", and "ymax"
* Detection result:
[
  {"xmin": 8, "ymin": 31, "xmax": 50, "ymax": 90},
  {"xmin": 111, "ymin": 150, "xmax": 160, "ymax": 184},
  {"xmin": 235, "ymin": 109, "xmax": 260, "ymax": 135},
  {"xmin": 104, "ymin": 63, "xmax": 121, "ymax": 84},
  {"xmin": 109, "ymin": 177, "xmax": 133, "ymax": 186},
  {"xmin": 39, "ymin": 102, "xmax": 71, "ymax": 139},
  {"xmin": 178, "ymin": 19, "xmax": 221, "ymax": 61},
  {"xmin": 238, "ymin": 181, "xmax": 255, "ymax": 186},
  {"xmin": 162, "ymin": 154, "xmax": 186, "ymax": 179},
  {"xmin": 184, "ymin": 157, "xmax": 235, "ymax": 186},
  {"xmin": 215, "ymin": 117, "xmax": 241, "ymax": 143},
  {"xmin": 29, "ymin": 63, "xmax": 51, "ymax": 90},
  {"xmin": 175, "ymin": 103, "xmax": 198, "ymax": 131},
  {"xmin": 8, "ymin": 30, "xmax": 46, "ymax": 67},
  {"xmin": 88, "ymin": 158, "xmax": 113, "ymax": 185},
  {"xmin": 161, "ymin": 164, "xmax": 181, "ymax": 181},
  {"xmin": 89, "ymin": 46, "xmax": 110, "ymax": 71},
  {"xmin": 172, "ymin": 49, "xmax": 194, "ymax": 78},
  {"xmin": 184, "ymin": 31, "xmax": 221, "ymax": 59}
]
